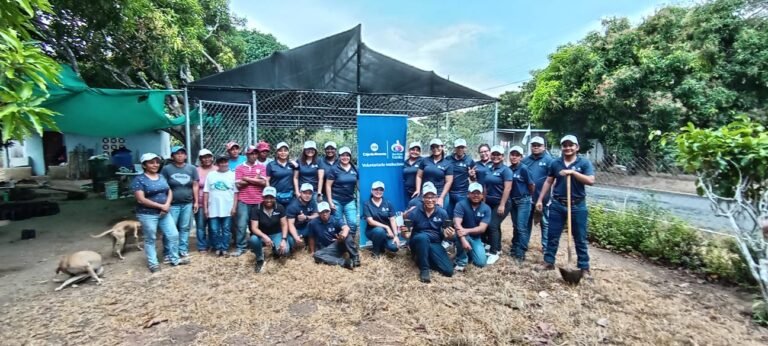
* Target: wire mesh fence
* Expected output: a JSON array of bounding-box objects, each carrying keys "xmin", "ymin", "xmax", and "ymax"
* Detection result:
[{"xmin": 199, "ymin": 100, "xmax": 253, "ymax": 156}]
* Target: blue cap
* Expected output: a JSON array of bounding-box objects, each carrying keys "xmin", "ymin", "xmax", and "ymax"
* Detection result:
[{"xmin": 171, "ymin": 146, "xmax": 186, "ymax": 154}]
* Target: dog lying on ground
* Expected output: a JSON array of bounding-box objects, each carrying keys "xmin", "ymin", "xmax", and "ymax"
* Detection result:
[
  {"xmin": 53, "ymin": 250, "xmax": 104, "ymax": 291},
  {"xmin": 91, "ymin": 220, "xmax": 142, "ymax": 260}
]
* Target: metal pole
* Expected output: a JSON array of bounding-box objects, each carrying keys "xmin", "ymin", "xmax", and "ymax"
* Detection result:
[
  {"xmin": 356, "ymin": 94, "xmax": 361, "ymax": 114},
  {"xmin": 184, "ymin": 87, "xmax": 191, "ymax": 163},
  {"xmin": 199, "ymin": 101, "xmax": 205, "ymax": 150},
  {"xmin": 493, "ymin": 101, "xmax": 499, "ymax": 145},
  {"xmin": 252, "ymin": 90, "xmax": 258, "ymax": 143}
]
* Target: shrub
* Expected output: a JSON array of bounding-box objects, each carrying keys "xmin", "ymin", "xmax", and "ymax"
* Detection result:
[
  {"xmin": 640, "ymin": 219, "xmax": 703, "ymax": 268},
  {"xmin": 699, "ymin": 238, "xmax": 753, "ymax": 285}
]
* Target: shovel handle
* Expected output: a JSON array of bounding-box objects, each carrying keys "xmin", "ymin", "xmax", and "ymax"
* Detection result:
[{"xmin": 566, "ymin": 175, "xmax": 573, "ymax": 266}]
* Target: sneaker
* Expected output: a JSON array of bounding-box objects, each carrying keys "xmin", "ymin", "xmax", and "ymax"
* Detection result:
[
  {"xmin": 163, "ymin": 256, "xmax": 172, "ymax": 264},
  {"xmin": 180, "ymin": 252, "xmax": 190, "ymax": 258},
  {"xmin": 230, "ymin": 250, "xmax": 245, "ymax": 257},
  {"xmin": 454, "ymin": 265, "xmax": 466, "ymax": 272},
  {"xmin": 581, "ymin": 269, "xmax": 594, "ymax": 282},
  {"xmin": 198, "ymin": 250, "xmax": 208, "ymax": 255},
  {"xmin": 254, "ymin": 260, "xmax": 264, "ymax": 273},
  {"xmin": 487, "ymin": 253, "xmax": 500, "ymax": 265},
  {"xmin": 441, "ymin": 241, "xmax": 451, "ymax": 250},
  {"xmin": 535, "ymin": 263, "xmax": 555, "ymax": 271},
  {"xmin": 484, "ymin": 243, "xmax": 491, "ymax": 251},
  {"xmin": 419, "ymin": 269, "xmax": 431, "ymax": 283},
  {"xmin": 172, "ymin": 257, "xmax": 190, "ymax": 266},
  {"xmin": 341, "ymin": 259, "xmax": 354, "ymax": 270},
  {"xmin": 352, "ymin": 257, "xmax": 361, "ymax": 267},
  {"xmin": 148, "ymin": 265, "xmax": 160, "ymax": 273},
  {"xmin": 514, "ymin": 257, "xmax": 525, "ymax": 267}
]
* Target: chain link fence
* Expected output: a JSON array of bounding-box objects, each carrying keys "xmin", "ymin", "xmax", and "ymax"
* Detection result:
[{"xmin": 198, "ymin": 100, "xmax": 253, "ymax": 157}]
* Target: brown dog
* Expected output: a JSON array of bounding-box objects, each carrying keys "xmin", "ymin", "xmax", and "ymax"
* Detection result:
[
  {"xmin": 54, "ymin": 250, "xmax": 104, "ymax": 291},
  {"xmin": 91, "ymin": 220, "xmax": 142, "ymax": 260}
]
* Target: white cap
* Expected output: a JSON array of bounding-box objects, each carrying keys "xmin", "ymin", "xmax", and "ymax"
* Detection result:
[
  {"xmin": 140, "ymin": 153, "xmax": 160, "ymax": 163},
  {"xmin": 303, "ymin": 140, "xmax": 317, "ymax": 150},
  {"xmin": 468, "ymin": 182, "xmax": 483, "ymax": 193},
  {"xmin": 429, "ymin": 138, "xmax": 443, "ymax": 147},
  {"xmin": 275, "ymin": 142, "xmax": 289, "ymax": 150},
  {"xmin": 300, "ymin": 183, "xmax": 314, "ymax": 192},
  {"xmin": 560, "ymin": 135, "xmax": 579, "ymax": 145},
  {"xmin": 324, "ymin": 141, "xmax": 337, "ymax": 149},
  {"xmin": 338, "ymin": 146, "xmax": 352, "ymax": 156},
  {"xmin": 530, "ymin": 136, "xmax": 545, "ymax": 145},
  {"xmin": 422, "ymin": 181, "xmax": 435, "ymax": 190},
  {"xmin": 422, "ymin": 184, "xmax": 438, "ymax": 196},
  {"xmin": 263, "ymin": 186, "xmax": 277, "ymax": 197},
  {"xmin": 409, "ymin": 141, "xmax": 422, "ymax": 150},
  {"xmin": 197, "ymin": 149, "xmax": 213, "ymax": 157},
  {"xmin": 509, "ymin": 146, "xmax": 525, "ymax": 155},
  {"xmin": 371, "ymin": 181, "xmax": 385, "ymax": 190},
  {"xmin": 490, "ymin": 145, "xmax": 504, "ymax": 154},
  {"xmin": 318, "ymin": 201, "xmax": 331, "ymax": 212},
  {"xmin": 454, "ymin": 138, "xmax": 467, "ymax": 148}
]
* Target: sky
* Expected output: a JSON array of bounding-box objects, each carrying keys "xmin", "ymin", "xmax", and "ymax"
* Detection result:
[{"xmin": 230, "ymin": 0, "xmax": 688, "ymax": 97}]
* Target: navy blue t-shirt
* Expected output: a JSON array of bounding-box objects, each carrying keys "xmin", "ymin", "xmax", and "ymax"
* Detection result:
[
  {"xmin": 453, "ymin": 199, "xmax": 492, "ymax": 229},
  {"xmin": 267, "ymin": 160, "xmax": 296, "ymax": 194},
  {"xmin": 318, "ymin": 157, "xmax": 337, "ymax": 195},
  {"xmin": 474, "ymin": 160, "xmax": 492, "ymax": 186},
  {"xmin": 548, "ymin": 156, "xmax": 595, "ymax": 199},
  {"xmin": 403, "ymin": 157, "xmax": 423, "ymax": 194},
  {"xmin": 408, "ymin": 196, "xmax": 423, "ymax": 210},
  {"xmin": 131, "ymin": 174, "xmax": 170, "ymax": 215},
  {"xmin": 308, "ymin": 216, "xmax": 346, "ymax": 248},
  {"xmin": 419, "ymin": 156, "xmax": 454, "ymax": 195},
  {"xmin": 483, "ymin": 163, "xmax": 513, "ymax": 206},
  {"xmin": 509, "ymin": 163, "xmax": 534, "ymax": 198},
  {"xmin": 297, "ymin": 159, "xmax": 322, "ymax": 192},
  {"xmin": 363, "ymin": 198, "xmax": 396, "ymax": 231},
  {"xmin": 522, "ymin": 153, "xmax": 554, "ymax": 203},
  {"xmin": 408, "ymin": 206, "xmax": 449, "ymax": 243},
  {"xmin": 285, "ymin": 198, "xmax": 317, "ymax": 228},
  {"xmin": 447, "ymin": 154, "xmax": 476, "ymax": 195},
  {"xmin": 326, "ymin": 164, "xmax": 358, "ymax": 204}
]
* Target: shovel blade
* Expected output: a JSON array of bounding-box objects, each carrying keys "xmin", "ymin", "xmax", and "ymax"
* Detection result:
[{"xmin": 558, "ymin": 267, "xmax": 583, "ymax": 285}]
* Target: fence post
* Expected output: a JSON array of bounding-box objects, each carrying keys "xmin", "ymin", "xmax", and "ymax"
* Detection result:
[
  {"xmin": 252, "ymin": 90, "xmax": 258, "ymax": 143},
  {"xmin": 184, "ymin": 87, "xmax": 191, "ymax": 163},
  {"xmin": 493, "ymin": 101, "xmax": 499, "ymax": 145},
  {"xmin": 199, "ymin": 101, "xmax": 205, "ymax": 150}
]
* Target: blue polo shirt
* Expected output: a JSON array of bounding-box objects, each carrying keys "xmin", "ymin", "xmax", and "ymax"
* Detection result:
[
  {"xmin": 419, "ymin": 157, "xmax": 454, "ymax": 195},
  {"xmin": 474, "ymin": 160, "xmax": 492, "ymax": 185},
  {"xmin": 363, "ymin": 198, "xmax": 396, "ymax": 231},
  {"xmin": 297, "ymin": 159, "xmax": 322, "ymax": 192},
  {"xmin": 509, "ymin": 163, "xmax": 533, "ymax": 198},
  {"xmin": 408, "ymin": 196, "xmax": 423, "ymax": 210},
  {"xmin": 308, "ymin": 216, "xmax": 346, "ymax": 248},
  {"xmin": 285, "ymin": 198, "xmax": 317, "ymax": 228},
  {"xmin": 326, "ymin": 164, "xmax": 358, "ymax": 204},
  {"xmin": 453, "ymin": 199, "xmax": 491, "ymax": 230},
  {"xmin": 447, "ymin": 154, "xmax": 475, "ymax": 195},
  {"xmin": 266, "ymin": 160, "xmax": 295, "ymax": 194},
  {"xmin": 318, "ymin": 157, "xmax": 337, "ymax": 195},
  {"xmin": 522, "ymin": 153, "xmax": 554, "ymax": 203},
  {"xmin": 548, "ymin": 156, "xmax": 595, "ymax": 200},
  {"xmin": 408, "ymin": 206, "xmax": 448, "ymax": 243},
  {"xmin": 228, "ymin": 155, "xmax": 246, "ymax": 172},
  {"xmin": 483, "ymin": 163, "xmax": 513, "ymax": 206},
  {"xmin": 403, "ymin": 157, "xmax": 423, "ymax": 194}
]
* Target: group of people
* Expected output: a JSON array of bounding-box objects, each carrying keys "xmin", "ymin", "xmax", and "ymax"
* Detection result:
[{"xmin": 131, "ymin": 135, "xmax": 595, "ymax": 284}]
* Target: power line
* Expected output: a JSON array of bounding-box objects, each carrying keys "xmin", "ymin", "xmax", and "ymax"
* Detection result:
[{"xmin": 481, "ymin": 78, "xmax": 532, "ymax": 91}]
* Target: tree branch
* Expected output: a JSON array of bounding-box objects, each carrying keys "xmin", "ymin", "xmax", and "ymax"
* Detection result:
[{"xmin": 201, "ymin": 49, "xmax": 224, "ymax": 73}]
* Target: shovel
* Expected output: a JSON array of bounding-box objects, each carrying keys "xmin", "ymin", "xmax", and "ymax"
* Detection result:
[{"xmin": 558, "ymin": 174, "xmax": 583, "ymax": 285}]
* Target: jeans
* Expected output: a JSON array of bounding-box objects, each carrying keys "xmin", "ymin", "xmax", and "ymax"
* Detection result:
[
  {"xmin": 137, "ymin": 212, "xmax": 179, "ymax": 268},
  {"xmin": 509, "ymin": 196, "xmax": 533, "ymax": 260},
  {"xmin": 486, "ymin": 201, "xmax": 509, "ymax": 254},
  {"xmin": 544, "ymin": 199, "xmax": 590, "ymax": 269},
  {"xmin": 248, "ymin": 233, "xmax": 294, "ymax": 261},
  {"xmin": 528, "ymin": 201, "xmax": 550, "ymax": 249},
  {"xmin": 409, "ymin": 233, "xmax": 453, "ymax": 276},
  {"xmin": 236, "ymin": 201, "xmax": 258, "ymax": 252},
  {"xmin": 446, "ymin": 193, "xmax": 466, "ymax": 219},
  {"xmin": 332, "ymin": 199, "xmax": 358, "ymax": 233},
  {"xmin": 313, "ymin": 235, "xmax": 358, "ymax": 266},
  {"xmin": 195, "ymin": 208, "xmax": 209, "ymax": 251},
  {"xmin": 454, "ymin": 234, "xmax": 487, "ymax": 267},
  {"xmin": 365, "ymin": 227, "xmax": 399, "ymax": 256},
  {"xmin": 208, "ymin": 216, "xmax": 232, "ymax": 252},
  {"xmin": 166, "ymin": 203, "xmax": 193, "ymax": 256}
]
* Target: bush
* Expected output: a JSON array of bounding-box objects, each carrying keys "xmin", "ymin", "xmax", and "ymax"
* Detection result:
[
  {"xmin": 699, "ymin": 238, "xmax": 753, "ymax": 285},
  {"xmin": 640, "ymin": 219, "xmax": 703, "ymax": 268}
]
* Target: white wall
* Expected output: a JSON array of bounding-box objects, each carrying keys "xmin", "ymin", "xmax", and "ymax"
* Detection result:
[{"xmin": 64, "ymin": 131, "xmax": 171, "ymax": 163}]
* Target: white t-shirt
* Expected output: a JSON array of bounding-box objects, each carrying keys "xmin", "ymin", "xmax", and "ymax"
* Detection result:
[{"xmin": 203, "ymin": 170, "xmax": 236, "ymax": 218}]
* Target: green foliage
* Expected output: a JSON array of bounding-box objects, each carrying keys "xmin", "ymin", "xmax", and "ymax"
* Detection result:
[
  {"xmin": 407, "ymin": 105, "xmax": 493, "ymax": 151},
  {"xmin": 754, "ymin": 300, "xmax": 768, "ymax": 326},
  {"xmin": 700, "ymin": 238, "xmax": 752, "ymax": 284}
]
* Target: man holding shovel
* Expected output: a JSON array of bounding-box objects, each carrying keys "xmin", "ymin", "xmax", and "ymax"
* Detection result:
[{"xmin": 534, "ymin": 135, "xmax": 595, "ymax": 281}]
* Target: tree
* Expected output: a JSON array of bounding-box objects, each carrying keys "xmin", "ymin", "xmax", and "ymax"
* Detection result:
[{"xmin": 498, "ymin": 88, "xmax": 533, "ymax": 129}]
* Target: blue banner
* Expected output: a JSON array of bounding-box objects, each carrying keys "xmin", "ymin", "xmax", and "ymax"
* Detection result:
[{"xmin": 357, "ymin": 114, "xmax": 408, "ymax": 246}]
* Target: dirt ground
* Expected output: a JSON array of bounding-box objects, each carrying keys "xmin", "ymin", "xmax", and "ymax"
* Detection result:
[{"xmin": 0, "ymin": 193, "xmax": 766, "ymax": 345}]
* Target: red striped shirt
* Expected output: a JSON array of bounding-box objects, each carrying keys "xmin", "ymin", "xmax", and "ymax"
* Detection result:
[{"xmin": 235, "ymin": 162, "xmax": 267, "ymax": 205}]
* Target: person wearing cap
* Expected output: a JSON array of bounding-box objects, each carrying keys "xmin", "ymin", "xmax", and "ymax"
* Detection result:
[
  {"xmin": 507, "ymin": 146, "xmax": 535, "ymax": 264},
  {"xmin": 535, "ymin": 135, "xmax": 595, "ymax": 279},
  {"xmin": 363, "ymin": 181, "xmax": 401, "ymax": 257},
  {"xmin": 414, "ymin": 138, "xmax": 453, "ymax": 208},
  {"xmin": 248, "ymin": 186, "xmax": 290, "ymax": 273},
  {"xmin": 445, "ymin": 138, "xmax": 476, "ymax": 219},
  {"xmin": 308, "ymin": 201, "xmax": 356, "ymax": 270},
  {"xmin": 522, "ymin": 136, "xmax": 554, "ymax": 252},
  {"xmin": 160, "ymin": 146, "xmax": 200, "ymax": 260},
  {"xmin": 195, "ymin": 149, "xmax": 215, "ymax": 253},
  {"xmin": 318, "ymin": 141, "xmax": 338, "ymax": 196},
  {"xmin": 325, "ymin": 146, "xmax": 359, "ymax": 235},
  {"xmin": 204, "ymin": 155, "xmax": 238, "ymax": 256},
  {"xmin": 256, "ymin": 141, "xmax": 273, "ymax": 166},
  {"xmin": 452, "ymin": 182, "xmax": 491, "ymax": 271},
  {"xmin": 267, "ymin": 141, "xmax": 298, "ymax": 208},
  {"xmin": 286, "ymin": 183, "xmax": 318, "ymax": 243},
  {"xmin": 483, "ymin": 145, "xmax": 514, "ymax": 265},
  {"xmin": 131, "ymin": 153, "xmax": 188, "ymax": 272},
  {"xmin": 232, "ymin": 145, "xmax": 268, "ymax": 257},
  {"xmin": 226, "ymin": 141, "xmax": 246, "ymax": 172},
  {"xmin": 293, "ymin": 140, "xmax": 324, "ymax": 202},
  {"xmin": 403, "ymin": 141, "xmax": 423, "ymax": 203},
  {"xmin": 472, "ymin": 144, "xmax": 493, "ymax": 185},
  {"xmin": 404, "ymin": 183, "xmax": 455, "ymax": 283}
]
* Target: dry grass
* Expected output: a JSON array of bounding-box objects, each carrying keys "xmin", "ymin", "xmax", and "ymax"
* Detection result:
[{"xmin": 1, "ymin": 223, "xmax": 767, "ymax": 345}]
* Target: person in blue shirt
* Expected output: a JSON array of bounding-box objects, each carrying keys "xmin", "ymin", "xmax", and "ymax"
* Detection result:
[
  {"xmin": 482, "ymin": 145, "xmax": 513, "ymax": 265},
  {"xmin": 309, "ymin": 202, "xmax": 356, "ymax": 270},
  {"xmin": 266, "ymin": 141, "xmax": 298, "ymax": 208},
  {"xmin": 414, "ymin": 139, "xmax": 453, "ymax": 209},
  {"xmin": 471, "ymin": 144, "xmax": 492, "ymax": 185},
  {"xmin": 363, "ymin": 181, "xmax": 401, "ymax": 257},
  {"xmin": 325, "ymin": 146, "xmax": 359, "ymax": 234},
  {"xmin": 293, "ymin": 141, "xmax": 324, "ymax": 202},
  {"xmin": 535, "ymin": 135, "xmax": 595, "ymax": 280},
  {"xmin": 453, "ymin": 182, "xmax": 491, "ymax": 271},
  {"xmin": 403, "ymin": 141, "xmax": 423, "ymax": 203},
  {"xmin": 522, "ymin": 136, "xmax": 554, "ymax": 251},
  {"xmin": 507, "ymin": 146, "xmax": 535, "ymax": 264},
  {"xmin": 404, "ymin": 183, "xmax": 455, "ymax": 283},
  {"xmin": 286, "ymin": 183, "xmax": 319, "ymax": 243},
  {"xmin": 226, "ymin": 141, "xmax": 246, "ymax": 172},
  {"xmin": 318, "ymin": 141, "xmax": 338, "ymax": 197},
  {"xmin": 445, "ymin": 138, "xmax": 475, "ymax": 219}
]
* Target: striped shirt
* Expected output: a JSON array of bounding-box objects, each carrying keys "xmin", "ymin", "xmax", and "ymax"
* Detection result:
[{"xmin": 235, "ymin": 161, "xmax": 267, "ymax": 205}]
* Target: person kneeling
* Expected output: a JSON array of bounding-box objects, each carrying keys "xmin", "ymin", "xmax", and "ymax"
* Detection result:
[
  {"xmin": 404, "ymin": 184, "xmax": 455, "ymax": 283},
  {"xmin": 248, "ymin": 187, "xmax": 292, "ymax": 273},
  {"xmin": 453, "ymin": 182, "xmax": 491, "ymax": 271},
  {"xmin": 309, "ymin": 202, "xmax": 357, "ymax": 270}
]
